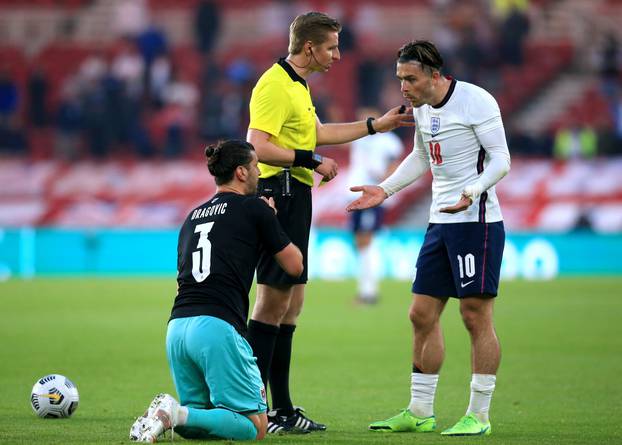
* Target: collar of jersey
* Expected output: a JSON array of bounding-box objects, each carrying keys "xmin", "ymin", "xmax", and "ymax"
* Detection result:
[
  {"xmin": 432, "ymin": 77, "xmax": 457, "ymax": 109},
  {"xmin": 277, "ymin": 57, "xmax": 308, "ymax": 89}
]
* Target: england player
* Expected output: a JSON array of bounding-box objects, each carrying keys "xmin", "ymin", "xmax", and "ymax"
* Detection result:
[
  {"xmin": 348, "ymin": 106, "xmax": 404, "ymax": 304},
  {"xmin": 130, "ymin": 140, "xmax": 303, "ymax": 442},
  {"xmin": 347, "ymin": 40, "xmax": 511, "ymax": 436}
]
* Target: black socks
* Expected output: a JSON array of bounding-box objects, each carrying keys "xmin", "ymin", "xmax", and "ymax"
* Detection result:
[
  {"xmin": 247, "ymin": 320, "xmax": 297, "ymax": 417},
  {"xmin": 269, "ymin": 323, "xmax": 296, "ymax": 416},
  {"xmin": 246, "ymin": 319, "xmax": 279, "ymax": 389}
]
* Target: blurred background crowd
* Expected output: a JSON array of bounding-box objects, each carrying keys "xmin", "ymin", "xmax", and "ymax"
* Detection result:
[{"xmin": 0, "ymin": 0, "xmax": 621, "ymax": 232}]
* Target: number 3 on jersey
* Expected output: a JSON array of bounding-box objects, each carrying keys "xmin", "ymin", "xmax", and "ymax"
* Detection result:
[
  {"xmin": 192, "ymin": 222, "xmax": 215, "ymax": 282},
  {"xmin": 429, "ymin": 141, "xmax": 443, "ymax": 165}
]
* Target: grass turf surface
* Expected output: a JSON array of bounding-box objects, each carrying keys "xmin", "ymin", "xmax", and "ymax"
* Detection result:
[{"xmin": 1, "ymin": 277, "xmax": 621, "ymax": 444}]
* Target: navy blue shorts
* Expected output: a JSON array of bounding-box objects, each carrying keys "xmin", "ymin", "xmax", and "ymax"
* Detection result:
[
  {"xmin": 412, "ymin": 222, "xmax": 505, "ymax": 298},
  {"xmin": 350, "ymin": 207, "xmax": 385, "ymax": 233}
]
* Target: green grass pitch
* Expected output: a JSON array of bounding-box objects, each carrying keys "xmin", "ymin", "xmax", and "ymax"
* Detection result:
[{"xmin": 1, "ymin": 277, "xmax": 621, "ymax": 444}]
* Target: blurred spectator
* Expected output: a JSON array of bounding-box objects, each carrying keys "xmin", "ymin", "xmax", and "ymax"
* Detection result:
[
  {"xmin": 136, "ymin": 22, "xmax": 169, "ymax": 105},
  {"xmin": 159, "ymin": 70, "xmax": 199, "ymax": 157},
  {"xmin": 198, "ymin": 90, "xmax": 222, "ymax": 140},
  {"xmin": 219, "ymin": 77, "xmax": 247, "ymax": 139},
  {"xmin": 337, "ymin": 21, "xmax": 357, "ymax": 54},
  {"xmin": 149, "ymin": 55, "xmax": 172, "ymax": 105},
  {"xmin": 454, "ymin": 26, "xmax": 486, "ymax": 84},
  {"xmin": 55, "ymin": 79, "xmax": 83, "ymax": 161},
  {"xmin": 79, "ymin": 52, "xmax": 108, "ymax": 85},
  {"xmin": 226, "ymin": 58, "xmax": 254, "ymax": 85},
  {"xmin": 197, "ymin": 56, "xmax": 252, "ymax": 142},
  {"xmin": 616, "ymin": 95, "xmax": 622, "ymax": 138},
  {"xmin": 112, "ymin": 40, "xmax": 145, "ymax": 99},
  {"xmin": 597, "ymin": 129, "xmax": 621, "ymax": 157},
  {"xmin": 508, "ymin": 127, "xmax": 552, "ymax": 157},
  {"xmin": 197, "ymin": 58, "xmax": 225, "ymax": 140},
  {"xmin": 136, "ymin": 22, "xmax": 168, "ymax": 67},
  {"xmin": 603, "ymin": 94, "xmax": 622, "ymax": 156},
  {"xmin": 553, "ymin": 123, "xmax": 597, "ymax": 160},
  {"xmin": 498, "ymin": 4, "xmax": 530, "ymax": 66},
  {"xmin": 0, "ymin": 119, "xmax": 27, "ymax": 155},
  {"xmin": 194, "ymin": 0, "xmax": 221, "ymax": 55},
  {"xmin": 432, "ymin": 19, "xmax": 460, "ymax": 74},
  {"xmin": 27, "ymin": 67, "xmax": 48, "ymax": 127},
  {"xmin": 0, "ymin": 69, "xmax": 18, "ymax": 122},
  {"xmin": 357, "ymin": 59, "xmax": 383, "ymax": 107},
  {"xmin": 492, "ymin": 0, "xmax": 529, "ymax": 20},
  {"xmin": 113, "ymin": 0, "xmax": 149, "ymax": 39},
  {"xmin": 599, "ymin": 32, "xmax": 621, "ymax": 100},
  {"xmin": 0, "ymin": 69, "xmax": 26, "ymax": 154},
  {"xmin": 262, "ymin": 0, "xmax": 298, "ymax": 39},
  {"xmin": 81, "ymin": 73, "xmax": 113, "ymax": 158}
]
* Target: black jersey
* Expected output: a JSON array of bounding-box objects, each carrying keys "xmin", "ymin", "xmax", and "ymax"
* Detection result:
[{"xmin": 170, "ymin": 192, "xmax": 290, "ymax": 334}]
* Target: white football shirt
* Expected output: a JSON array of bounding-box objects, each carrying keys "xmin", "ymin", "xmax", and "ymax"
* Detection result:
[
  {"xmin": 381, "ymin": 79, "xmax": 510, "ymax": 224},
  {"xmin": 348, "ymin": 131, "xmax": 404, "ymax": 190}
]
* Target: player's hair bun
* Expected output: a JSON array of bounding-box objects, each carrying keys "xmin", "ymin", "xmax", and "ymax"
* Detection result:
[
  {"xmin": 204, "ymin": 140, "xmax": 255, "ymax": 185},
  {"xmin": 205, "ymin": 144, "xmax": 221, "ymax": 161}
]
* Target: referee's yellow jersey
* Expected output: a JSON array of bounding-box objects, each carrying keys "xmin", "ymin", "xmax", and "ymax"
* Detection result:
[{"xmin": 249, "ymin": 58, "xmax": 317, "ymax": 186}]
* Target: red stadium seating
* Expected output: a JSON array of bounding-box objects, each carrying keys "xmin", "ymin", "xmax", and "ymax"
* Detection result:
[
  {"xmin": 1, "ymin": 158, "xmax": 621, "ymax": 232},
  {"xmin": 497, "ymin": 41, "xmax": 574, "ymax": 115}
]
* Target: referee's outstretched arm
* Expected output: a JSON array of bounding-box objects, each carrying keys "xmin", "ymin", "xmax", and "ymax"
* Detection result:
[{"xmin": 315, "ymin": 105, "xmax": 414, "ymax": 146}]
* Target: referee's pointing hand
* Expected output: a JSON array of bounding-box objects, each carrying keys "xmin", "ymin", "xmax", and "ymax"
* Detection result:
[{"xmin": 373, "ymin": 105, "xmax": 415, "ymax": 133}]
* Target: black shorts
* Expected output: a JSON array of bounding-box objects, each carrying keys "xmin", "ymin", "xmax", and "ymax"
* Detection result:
[
  {"xmin": 256, "ymin": 175, "xmax": 311, "ymax": 285},
  {"xmin": 412, "ymin": 222, "xmax": 505, "ymax": 298}
]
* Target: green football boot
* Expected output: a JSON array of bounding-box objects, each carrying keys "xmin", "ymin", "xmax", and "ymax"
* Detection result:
[
  {"xmin": 369, "ymin": 409, "xmax": 436, "ymax": 432},
  {"xmin": 441, "ymin": 413, "xmax": 491, "ymax": 436}
]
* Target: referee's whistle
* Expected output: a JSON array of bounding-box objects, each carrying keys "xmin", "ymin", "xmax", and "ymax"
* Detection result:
[{"xmin": 398, "ymin": 105, "xmax": 406, "ymax": 114}]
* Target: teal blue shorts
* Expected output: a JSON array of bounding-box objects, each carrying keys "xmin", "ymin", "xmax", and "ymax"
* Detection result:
[{"xmin": 166, "ymin": 316, "xmax": 267, "ymax": 415}]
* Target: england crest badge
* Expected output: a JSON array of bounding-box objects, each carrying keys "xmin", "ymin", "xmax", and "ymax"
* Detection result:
[{"xmin": 431, "ymin": 116, "xmax": 441, "ymax": 137}]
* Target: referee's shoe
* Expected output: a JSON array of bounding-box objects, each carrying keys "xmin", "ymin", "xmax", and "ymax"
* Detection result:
[{"xmin": 267, "ymin": 407, "xmax": 326, "ymax": 434}]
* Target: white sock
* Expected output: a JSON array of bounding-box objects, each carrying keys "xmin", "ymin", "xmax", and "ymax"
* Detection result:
[
  {"xmin": 467, "ymin": 374, "xmax": 496, "ymax": 423},
  {"xmin": 177, "ymin": 406, "xmax": 188, "ymax": 426},
  {"xmin": 358, "ymin": 245, "xmax": 377, "ymax": 299},
  {"xmin": 408, "ymin": 373, "xmax": 439, "ymax": 418}
]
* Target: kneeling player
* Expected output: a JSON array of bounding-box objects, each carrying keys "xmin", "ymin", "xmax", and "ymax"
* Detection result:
[{"xmin": 130, "ymin": 140, "xmax": 303, "ymax": 442}]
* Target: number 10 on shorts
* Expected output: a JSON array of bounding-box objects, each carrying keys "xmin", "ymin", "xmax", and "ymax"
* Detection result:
[{"xmin": 457, "ymin": 254, "xmax": 475, "ymax": 279}]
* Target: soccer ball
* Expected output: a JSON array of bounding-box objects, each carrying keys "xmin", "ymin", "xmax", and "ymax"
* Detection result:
[{"xmin": 30, "ymin": 374, "xmax": 79, "ymax": 418}]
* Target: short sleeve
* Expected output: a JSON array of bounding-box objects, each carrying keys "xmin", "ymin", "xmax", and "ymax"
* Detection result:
[
  {"xmin": 249, "ymin": 80, "xmax": 291, "ymax": 137},
  {"xmin": 244, "ymin": 198, "xmax": 291, "ymax": 255}
]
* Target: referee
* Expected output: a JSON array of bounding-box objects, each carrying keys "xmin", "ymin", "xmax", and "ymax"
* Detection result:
[{"xmin": 246, "ymin": 11, "xmax": 413, "ymax": 434}]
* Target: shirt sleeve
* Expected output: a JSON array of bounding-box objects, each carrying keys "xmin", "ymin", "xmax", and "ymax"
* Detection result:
[
  {"xmin": 468, "ymin": 87, "xmax": 503, "ymax": 134},
  {"xmin": 465, "ymin": 124, "xmax": 511, "ymax": 199},
  {"xmin": 248, "ymin": 80, "xmax": 291, "ymax": 137},
  {"xmin": 245, "ymin": 198, "xmax": 291, "ymax": 255},
  {"xmin": 379, "ymin": 125, "xmax": 430, "ymax": 196}
]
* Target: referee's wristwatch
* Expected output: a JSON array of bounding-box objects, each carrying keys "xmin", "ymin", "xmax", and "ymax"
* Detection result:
[
  {"xmin": 366, "ymin": 117, "xmax": 377, "ymax": 135},
  {"xmin": 293, "ymin": 149, "xmax": 323, "ymax": 169}
]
